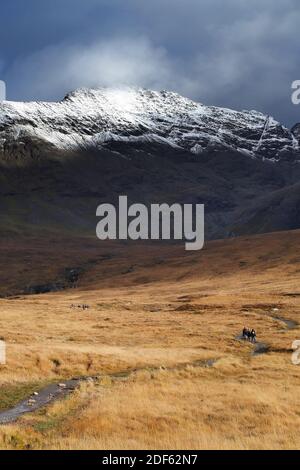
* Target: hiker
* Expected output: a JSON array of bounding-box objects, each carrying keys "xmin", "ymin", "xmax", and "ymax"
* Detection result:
[
  {"xmin": 250, "ymin": 329, "xmax": 257, "ymax": 343},
  {"xmin": 240, "ymin": 327, "xmax": 257, "ymax": 343},
  {"xmin": 242, "ymin": 327, "xmax": 248, "ymax": 339}
]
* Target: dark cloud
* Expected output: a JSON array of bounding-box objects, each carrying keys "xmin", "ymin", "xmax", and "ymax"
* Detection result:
[{"xmin": 1, "ymin": 0, "xmax": 299, "ymax": 126}]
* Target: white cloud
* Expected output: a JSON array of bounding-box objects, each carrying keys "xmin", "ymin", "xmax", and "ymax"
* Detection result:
[
  {"xmin": 7, "ymin": 37, "xmax": 180, "ymax": 101},
  {"xmin": 4, "ymin": 0, "xmax": 300, "ymax": 125}
]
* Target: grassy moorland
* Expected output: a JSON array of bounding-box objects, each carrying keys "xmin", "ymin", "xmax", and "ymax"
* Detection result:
[{"xmin": 0, "ymin": 230, "xmax": 299, "ymax": 449}]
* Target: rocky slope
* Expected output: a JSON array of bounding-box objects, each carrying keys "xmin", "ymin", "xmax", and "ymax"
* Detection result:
[{"xmin": 0, "ymin": 87, "xmax": 300, "ymax": 162}]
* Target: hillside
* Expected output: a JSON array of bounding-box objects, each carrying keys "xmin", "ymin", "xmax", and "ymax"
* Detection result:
[{"xmin": 1, "ymin": 228, "xmax": 300, "ymax": 298}]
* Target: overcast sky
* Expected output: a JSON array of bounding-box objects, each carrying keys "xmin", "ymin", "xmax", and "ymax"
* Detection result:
[{"xmin": 0, "ymin": 0, "xmax": 299, "ymax": 126}]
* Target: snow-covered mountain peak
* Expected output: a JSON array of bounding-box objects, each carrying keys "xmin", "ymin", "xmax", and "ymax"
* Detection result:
[{"xmin": 0, "ymin": 87, "xmax": 299, "ymax": 161}]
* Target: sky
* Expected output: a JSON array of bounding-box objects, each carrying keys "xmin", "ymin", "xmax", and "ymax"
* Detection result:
[{"xmin": 0, "ymin": 0, "xmax": 299, "ymax": 126}]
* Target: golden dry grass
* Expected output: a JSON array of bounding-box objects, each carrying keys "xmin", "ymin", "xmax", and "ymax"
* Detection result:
[{"xmin": 0, "ymin": 230, "xmax": 300, "ymax": 449}]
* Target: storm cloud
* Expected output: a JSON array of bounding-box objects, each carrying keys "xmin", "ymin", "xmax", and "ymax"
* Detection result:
[{"xmin": 1, "ymin": 0, "xmax": 299, "ymax": 126}]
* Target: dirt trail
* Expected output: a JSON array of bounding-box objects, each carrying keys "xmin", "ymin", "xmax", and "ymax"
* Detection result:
[
  {"xmin": 236, "ymin": 333, "xmax": 269, "ymax": 356},
  {"xmin": 0, "ymin": 380, "xmax": 80, "ymax": 425},
  {"xmin": 0, "ymin": 358, "xmax": 217, "ymax": 425},
  {"xmin": 270, "ymin": 315, "xmax": 298, "ymax": 330}
]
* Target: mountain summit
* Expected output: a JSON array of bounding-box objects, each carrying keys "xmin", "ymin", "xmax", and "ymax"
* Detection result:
[
  {"xmin": 0, "ymin": 88, "xmax": 300, "ymax": 239},
  {"xmin": 1, "ymin": 87, "xmax": 299, "ymax": 163}
]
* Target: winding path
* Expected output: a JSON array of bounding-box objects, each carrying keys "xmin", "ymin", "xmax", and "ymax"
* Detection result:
[{"xmin": 0, "ymin": 359, "xmax": 217, "ymax": 425}]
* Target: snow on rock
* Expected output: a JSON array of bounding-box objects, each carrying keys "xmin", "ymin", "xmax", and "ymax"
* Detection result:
[{"xmin": 0, "ymin": 87, "xmax": 299, "ymax": 161}]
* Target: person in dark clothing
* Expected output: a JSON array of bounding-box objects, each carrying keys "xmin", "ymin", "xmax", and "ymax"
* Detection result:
[
  {"xmin": 250, "ymin": 329, "xmax": 257, "ymax": 343},
  {"xmin": 242, "ymin": 327, "xmax": 249, "ymax": 339}
]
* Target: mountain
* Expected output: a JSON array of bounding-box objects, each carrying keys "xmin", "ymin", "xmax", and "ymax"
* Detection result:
[
  {"xmin": 1, "ymin": 87, "xmax": 300, "ymax": 161},
  {"xmin": 0, "ymin": 87, "xmax": 300, "ymax": 239}
]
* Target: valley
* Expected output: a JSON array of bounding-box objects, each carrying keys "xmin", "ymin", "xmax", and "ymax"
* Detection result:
[{"xmin": 0, "ymin": 230, "xmax": 299, "ymax": 449}]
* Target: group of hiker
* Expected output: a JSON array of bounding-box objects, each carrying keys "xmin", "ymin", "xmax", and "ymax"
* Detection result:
[{"xmin": 242, "ymin": 327, "xmax": 257, "ymax": 343}]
